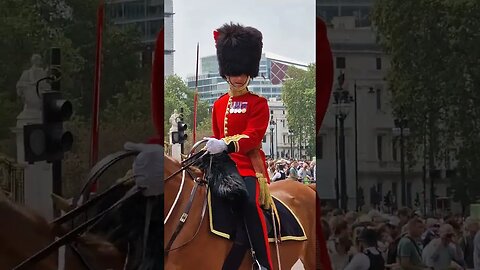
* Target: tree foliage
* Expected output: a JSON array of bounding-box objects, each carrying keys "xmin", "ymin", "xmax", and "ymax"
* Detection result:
[
  {"xmin": 372, "ymin": 0, "xmax": 480, "ymax": 204},
  {"xmin": 0, "ymin": 0, "xmax": 144, "ymax": 140},
  {"xmin": 282, "ymin": 64, "xmax": 316, "ymax": 157}
]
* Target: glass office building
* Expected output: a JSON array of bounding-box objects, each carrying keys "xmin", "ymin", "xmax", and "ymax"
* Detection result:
[
  {"xmin": 186, "ymin": 53, "xmax": 308, "ymax": 106},
  {"xmin": 317, "ymin": 0, "xmax": 373, "ymax": 27},
  {"xmin": 106, "ymin": 0, "xmax": 164, "ymax": 45}
]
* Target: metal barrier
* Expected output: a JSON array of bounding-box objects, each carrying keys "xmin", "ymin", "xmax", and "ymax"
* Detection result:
[
  {"xmin": 164, "ymin": 141, "xmax": 172, "ymax": 156},
  {"xmin": 0, "ymin": 155, "xmax": 24, "ymax": 203}
]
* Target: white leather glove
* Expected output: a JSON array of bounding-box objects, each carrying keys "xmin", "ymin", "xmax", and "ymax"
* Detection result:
[
  {"xmin": 124, "ymin": 142, "xmax": 163, "ymax": 196},
  {"xmin": 203, "ymin": 137, "xmax": 227, "ymax": 154}
]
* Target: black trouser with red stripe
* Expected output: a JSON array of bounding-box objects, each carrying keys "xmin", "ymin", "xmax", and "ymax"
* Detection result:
[{"xmin": 242, "ymin": 176, "xmax": 273, "ymax": 269}]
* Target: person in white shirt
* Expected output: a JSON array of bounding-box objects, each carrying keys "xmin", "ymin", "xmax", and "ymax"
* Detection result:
[
  {"xmin": 422, "ymin": 224, "xmax": 463, "ymax": 270},
  {"xmin": 271, "ymin": 164, "xmax": 286, "ymax": 182}
]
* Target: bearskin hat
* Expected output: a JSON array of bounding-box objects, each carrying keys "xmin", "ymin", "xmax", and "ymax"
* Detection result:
[{"xmin": 214, "ymin": 22, "xmax": 263, "ymax": 79}]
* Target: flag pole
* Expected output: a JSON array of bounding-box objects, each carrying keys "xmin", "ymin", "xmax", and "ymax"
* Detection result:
[
  {"xmin": 89, "ymin": 0, "xmax": 104, "ymax": 193},
  {"xmin": 193, "ymin": 43, "xmax": 199, "ymax": 143}
]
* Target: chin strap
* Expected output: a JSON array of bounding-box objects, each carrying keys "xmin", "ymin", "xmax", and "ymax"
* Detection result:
[{"xmin": 227, "ymin": 76, "xmax": 250, "ymax": 95}]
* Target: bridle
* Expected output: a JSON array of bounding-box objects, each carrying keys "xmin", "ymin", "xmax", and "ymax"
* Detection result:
[
  {"xmin": 163, "ymin": 139, "xmax": 211, "ymax": 255},
  {"xmin": 12, "ymin": 140, "xmax": 210, "ymax": 269},
  {"xmin": 12, "ymin": 150, "xmax": 141, "ymax": 270}
]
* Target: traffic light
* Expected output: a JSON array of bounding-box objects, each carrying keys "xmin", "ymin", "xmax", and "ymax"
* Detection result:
[
  {"xmin": 24, "ymin": 48, "xmax": 73, "ymax": 163},
  {"xmin": 43, "ymin": 91, "xmax": 73, "ymax": 161},
  {"xmin": 171, "ymin": 121, "xmax": 187, "ymax": 144},
  {"xmin": 177, "ymin": 121, "xmax": 187, "ymax": 144},
  {"xmin": 24, "ymin": 91, "xmax": 73, "ymax": 163}
]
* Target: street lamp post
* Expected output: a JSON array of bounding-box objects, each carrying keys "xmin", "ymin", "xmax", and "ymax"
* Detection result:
[
  {"xmin": 289, "ymin": 129, "xmax": 294, "ymax": 159},
  {"xmin": 333, "ymin": 72, "xmax": 353, "ymax": 211},
  {"xmin": 270, "ymin": 117, "xmax": 275, "ymax": 158},
  {"xmin": 334, "ymin": 115, "xmax": 340, "ymax": 207},
  {"xmin": 393, "ymin": 118, "xmax": 409, "ymax": 207},
  {"xmin": 354, "ymin": 82, "xmax": 358, "ymax": 211},
  {"xmin": 353, "ymin": 83, "xmax": 375, "ymax": 211}
]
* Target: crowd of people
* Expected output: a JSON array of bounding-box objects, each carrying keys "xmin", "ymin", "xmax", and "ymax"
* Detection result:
[
  {"xmin": 266, "ymin": 158, "xmax": 316, "ymax": 183},
  {"xmin": 321, "ymin": 207, "xmax": 480, "ymax": 270}
]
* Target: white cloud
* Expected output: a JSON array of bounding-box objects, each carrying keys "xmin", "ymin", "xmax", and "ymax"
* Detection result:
[{"xmin": 172, "ymin": 0, "xmax": 315, "ymax": 79}]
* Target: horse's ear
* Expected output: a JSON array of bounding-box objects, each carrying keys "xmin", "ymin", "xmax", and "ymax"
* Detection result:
[{"xmin": 51, "ymin": 193, "xmax": 74, "ymax": 212}]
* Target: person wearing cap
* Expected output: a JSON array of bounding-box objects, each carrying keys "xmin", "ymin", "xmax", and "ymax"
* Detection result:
[
  {"xmin": 271, "ymin": 163, "xmax": 287, "ymax": 182},
  {"xmin": 203, "ymin": 22, "xmax": 273, "ymax": 269},
  {"xmin": 422, "ymin": 218, "xmax": 440, "ymax": 247},
  {"xmin": 345, "ymin": 228, "xmax": 385, "ymax": 270},
  {"xmin": 422, "ymin": 224, "xmax": 464, "ymax": 270}
]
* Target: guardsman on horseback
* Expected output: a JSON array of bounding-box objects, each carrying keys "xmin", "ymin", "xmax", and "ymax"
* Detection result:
[{"xmin": 203, "ymin": 22, "xmax": 274, "ymax": 270}]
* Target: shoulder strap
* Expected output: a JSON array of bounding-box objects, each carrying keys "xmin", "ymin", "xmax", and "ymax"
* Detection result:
[{"xmin": 406, "ymin": 236, "xmax": 422, "ymax": 257}]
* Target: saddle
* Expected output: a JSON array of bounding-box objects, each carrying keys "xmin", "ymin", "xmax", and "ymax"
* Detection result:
[{"xmin": 194, "ymin": 152, "xmax": 307, "ymax": 243}]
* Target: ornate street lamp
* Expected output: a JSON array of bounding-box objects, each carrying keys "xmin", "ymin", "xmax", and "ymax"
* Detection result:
[
  {"xmin": 270, "ymin": 117, "xmax": 276, "ymax": 158},
  {"xmin": 393, "ymin": 117, "xmax": 410, "ymax": 207},
  {"xmin": 353, "ymin": 82, "xmax": 374, "ymax": 211},
  {"xmin": 288, "ymin": 129, "xmax": 294, "ymax": 159},
  {"xmin": 333, "ymin": 72, "xmax": 353, "ymax": 211}
]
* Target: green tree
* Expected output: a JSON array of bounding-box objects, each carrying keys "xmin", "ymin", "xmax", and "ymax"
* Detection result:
[
  {"xmin": 0, "ymin": 0, "xmax": 145, "ymax": 141},
  {"xmin": 372, "ymin": 0, "xmax": 480, "ymax": 205},
  {"xmin": 282, "ymin": 64, "xmax": 316, "ymax": 158},
  {"xmin": 64, "ymin": 79, "xmax": 154, "ymax": 196}
]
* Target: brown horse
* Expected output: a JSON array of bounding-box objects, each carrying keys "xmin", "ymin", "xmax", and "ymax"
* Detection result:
[
  {"xmin": 0, "ymin": 191, "xmax": 125, "ymax": 270},
  {"xmin": 164, "ymin": 155, "xmax": 317, "ymax": 269}
]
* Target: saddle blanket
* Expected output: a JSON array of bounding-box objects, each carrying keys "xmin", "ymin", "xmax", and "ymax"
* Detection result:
[{"xmin": 207, "ymin": 191, "xmax": 307, "ymax": 243}]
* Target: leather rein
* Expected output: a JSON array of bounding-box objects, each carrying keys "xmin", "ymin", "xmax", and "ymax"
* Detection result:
[
  {"xmin": 164, "ymin": 151, "xmax": 211, "ymax": 255},
  {"xmin": 12, "ymin": 148, "xmax": 209, "ymax": 269}
]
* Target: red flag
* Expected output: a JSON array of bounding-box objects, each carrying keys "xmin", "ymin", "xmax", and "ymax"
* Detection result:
[
  {"xmin": 316, "ymin": 16, "xmax": 334, "ymax": 270},
  {"xmin": 148, "ymin": 28, "xmax": 164, "ymax": 145},
  {"xmin": 89, "ymin": 0, "xmax": 104, "ymax": 192}
]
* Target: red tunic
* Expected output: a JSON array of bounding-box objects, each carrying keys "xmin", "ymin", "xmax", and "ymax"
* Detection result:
[{"xmin": 211, "ymin": 90, "xmax": 270, "ymax": 180}]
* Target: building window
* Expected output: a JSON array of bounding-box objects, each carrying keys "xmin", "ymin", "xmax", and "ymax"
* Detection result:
[
  {"xmin": 262, "ymin": 136, "xmax": 266, "ymax": 143},
  {"xmin": 376, "ymin": 89, "xmax": 382, "ymax": 111},
  {"xmin": 283, "ymin": 110, "xmax": 285, "ymax": 114},
  {"xmin": 376, "ymin": 57, "xmax": 382, "ymax": 70},
  {"xmin": 283, "ymin": 120, "xmax": 285, "ymax": 128},
  {"xmin": 270, "ymin": 110, "xmax": 274, "ymax": 115},
  {"xmin": 392, "ymin": 139, "xmax": 398, "ymax": 161},
  {"xmin": 336, "ymin": 57, "xmax": 346, "ymax": 69},
  {"xmin": 377, "ymin": 135, "xmax": 383, "ymax": 161},
  {"xmin": 283, "ymin": 135, "xmax": 286, "ymax": 144}
]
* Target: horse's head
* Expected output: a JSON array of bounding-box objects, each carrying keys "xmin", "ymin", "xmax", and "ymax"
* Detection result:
[{"xmin": 0, "ymin": 191, "xmax": 125, "ymax": 270}]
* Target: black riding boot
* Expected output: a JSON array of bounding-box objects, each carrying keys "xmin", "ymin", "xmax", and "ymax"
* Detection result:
[{"xmin": 242, "ymin": 177, "xmax": 273, "ymax": 270}]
